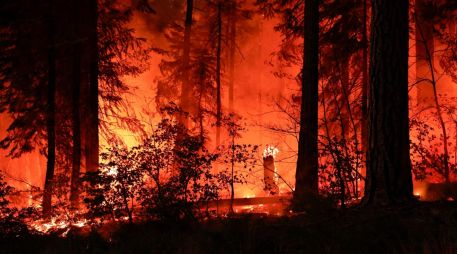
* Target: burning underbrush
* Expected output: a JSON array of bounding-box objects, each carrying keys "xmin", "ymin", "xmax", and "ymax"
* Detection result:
[
  {"xmin": 1, "ymin": 109, "xmax": 457, "ymax": 239},
  {"xmin": 0, "ymin": 116, "xmax": 291, "ymax": 237}
]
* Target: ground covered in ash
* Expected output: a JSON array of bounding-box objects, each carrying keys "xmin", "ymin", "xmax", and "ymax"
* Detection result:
[{"xmin": 1, "ymin": 202, "xmax": 457, "ymax": 254}]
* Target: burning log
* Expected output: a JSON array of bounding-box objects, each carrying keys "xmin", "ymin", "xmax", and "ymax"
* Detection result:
[{"xmin": 263, "ymin": 145, "xmax": 279, "ymax": 195}]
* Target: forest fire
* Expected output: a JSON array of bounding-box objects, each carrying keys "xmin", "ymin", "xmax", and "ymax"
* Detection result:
[
  {"xmin": 262, "ymin": 145, "xmax": 279, "ymax": 158},
  {"xmin": 29, "ymin": 216, "xmax": 88, "ymax": 237},
  {"xmin": 1, "ymin": 0, "xmax": 457, "ymax": 252},
  {"xmin": 263, "ymin": 145, "xmax": 279, "ymax": 194}
]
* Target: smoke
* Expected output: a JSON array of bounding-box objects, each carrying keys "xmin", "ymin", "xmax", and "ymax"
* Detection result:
[{"xmin": 123, "ymin": 1, "xmax": 299, "ymax": 197}]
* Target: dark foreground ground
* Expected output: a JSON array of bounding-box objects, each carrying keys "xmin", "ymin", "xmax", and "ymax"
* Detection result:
[{"xmin": 2, "ymin": 202, "xmax": 457, "ymax": 254}]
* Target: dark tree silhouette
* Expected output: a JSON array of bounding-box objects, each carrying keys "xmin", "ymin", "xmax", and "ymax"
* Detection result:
[
  {"xmin": 215, "ymin": 1, "xmax": 222, "ymax": 146},
  {"xmin": 179, "ymin": 0, "xmax": 194, "ymax": 128},
  {"xmin": 361, "ymin": 0, "xmax": 369, "ymax": 154},
  {"xmin": 415, "ymin": 0, "xmax": 435, "ymax": 106},
  {"xmin": 1, "ymin": 0, "xmax": 151, "ymax": 215},
  {"xmin": 293, "ymin": 0, "xmax": 319, "ymax": 210},
  {"xmin": 227, "ymin": 0, "xmax": 237, "ymax": 113},
  {"xmin": 156, "ymin": 0, "xmax": 250, "ymax": 147},
  {"xmin": 85, "ymin": 0, "xmax": 99, "ymax": 174},
  {"xmin": 71, "ymin": 0, "xmax": 152, "ymax": 207},
  {"xmin": 363, "ymin": 0, "xmax": 413, "ymax": 205},
  {"xmin": 69, "ymin": 0, "xmax": 83, "ymax": 209},
  {"xmin": 42, "ymin": 0, "xmax": 57, "ymax": 217},
  {"xmin": 0, "ymin": 0, "xmax": 49, "ymax": 158}
]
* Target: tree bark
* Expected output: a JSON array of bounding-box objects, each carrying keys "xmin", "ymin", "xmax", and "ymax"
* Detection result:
[
  {"xmin": 228, "ymin": 0, "xmax": 237, "ymax": 113},
  {"xmin": 70, "ymin": 44, "xmax": 82, "ymax": 208},
  {"xmin": 70, "ymin": 0, "xmax": 82, "ymax": 208},
  {"xmin": 363, "ymin": 0, "xmax": 413, "ymax": 205},
  {"xmin": 42, "ymin": 0, "xmax": 56, "ymax": 217},
  {"xmin": 293, "ymin": 0, "xmax": 319, "ymax": 210},
  {"xmin": 216, "ymin": 1, "xmax": 222, "ymax": 146},
  {"xmin": 361, "ymin": 0, "xmax": 368, "ymax": 155},
  {"xmin": 179, "ymin": 0, "xmax": 194, "ymax": 128},
  {"xmin": 85, "ymin": 0, "xmax": 99, "ymax": 173}
]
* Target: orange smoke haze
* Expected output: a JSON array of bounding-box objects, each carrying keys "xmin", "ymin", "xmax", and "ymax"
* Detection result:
[{"xmin": 1, "ymin": 2, "xmax": 456, "ymax": 204}]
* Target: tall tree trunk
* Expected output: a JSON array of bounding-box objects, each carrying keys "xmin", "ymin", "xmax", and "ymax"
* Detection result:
[
  {"xmin": 197, "ymin": 63, "xmax": 205, "ymax": 143},
  {"xmin": 293, "ymin": 0, "xmax": 319, "ymax": 210},
  {"xmin": 70, "ymin": 1, "xmax": 82, "ymax": 207},
  {"xmin": 42, "ymin": 1, "xmax": 56, "ymax": 217},
  {"xmin": 216, "ymin": 1, "xmax": 222, "ymax": 146},
  {"xmin": 85, "ymin": 0, "xmax": 99, "ymax": 173},
  {"xmin": 361, "ymin": 0, "xmax": 368, "ymax": 155},
  {"xmin": 363, "ymin": 0, "xmax": 413, "ymax": 205},
  {"xmin": 198, "ymin": 88, "xmax": 204, "ymax": 143},
  {"xmin": 228, "ymin": 0, "xmax": 237, "ymax": 113},
  {"xmin": 70, "ymin": 45, "xmax": 82, "ymax": 208},
  {"xmin": 415, "ymin": 0, "xmax": 434, "ymax": 106},
  {"xmin": 179, "ymin": 0, "xmax": 194, "ymax": 128}
]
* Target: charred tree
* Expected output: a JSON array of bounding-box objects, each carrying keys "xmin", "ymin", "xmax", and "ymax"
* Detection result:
[
  {"xmin": 42, "ymin": 1, "xmax": 57, "ymax": 217},
  {"xmin": 293, "ymin": 0, "xmax": 319, "ymax": 210},
  {"xmin": 70, "ymin": 44, "xmax": 82, "ymax": 207},
  {"xmin": 363, "ymin": 0, "xmax": 413, "ymax": 205},
  {"xmin": 263, "ymin": 155, "xmax": 279, "ymax": 195},
  {"xmin": 179, "ymin": 0, "xmax": 194, "ymax": 128},
  {"xmin": 216, "ymin": 1, "xmax": 222, "ymax": 146},
  {"xmin": 361, "ymin": 0, "xmax": 368, "ymax": 154},
  {"xmin": 70, "ymin": 0, "xmax": 83, "ymax": 208},
  {"xmin": 85, "ymin": 0, "xmax": 99, "ymax": 173},
  {"xmin": 228, "ymin": 0, "xmax": 237, "ymax": 113}
]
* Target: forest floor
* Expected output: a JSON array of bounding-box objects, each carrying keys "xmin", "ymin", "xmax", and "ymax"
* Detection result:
[{"xmin": 2, "ymin": 201, "xmax": 457, "ymax": 254}]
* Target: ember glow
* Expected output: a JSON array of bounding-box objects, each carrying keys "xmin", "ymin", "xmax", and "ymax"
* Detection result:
[{"xmin": 30, "ymin": 216, "xmax": 88, "ymax": 237}]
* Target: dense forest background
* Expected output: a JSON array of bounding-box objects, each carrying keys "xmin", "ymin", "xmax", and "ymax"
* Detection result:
[
  {"xmin": 0, "ymin": 0, "xmax": 456, "ymax": 241},
  {"xmin": 0, "ymin": 0, "xmax": 301, "ymax": 202}
]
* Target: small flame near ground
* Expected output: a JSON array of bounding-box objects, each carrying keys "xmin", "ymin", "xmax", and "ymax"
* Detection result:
[{"xmin": 29, "ymin": 215, "xmax": 88, "ymax": 237}]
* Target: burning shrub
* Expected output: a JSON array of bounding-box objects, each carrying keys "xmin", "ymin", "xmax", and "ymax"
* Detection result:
[
  {"xmin": 217, "ymin": 114, "xmax": 260, "ymax": 213},
  {"xmin": 0, "ymin": 175, "xmax": 31, "ymax": 235},
  {"xmin": 84, "ymin": 147, "xmax": 143, "ymax": 224},
  {"xmin": 218, "ymin": 143, "xmax": 258, "ymax": 187},
  {"xmin": 0, "ymin": 175, "xmax": 18, "ymax": 234},
  {"xmin": 410, "ymin": 117, "xmax": 457, "ymax": 182},
  {"xmin": 84, "ymin": 118, "xmax": 229, "ymax": 222},
  {"xmin": 318, "ymin": 136, "xmax": 363, "ymax": 207},
  {"xmin": 137, "ymin": 119, "xmax": 220, "ymax": 220}
]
